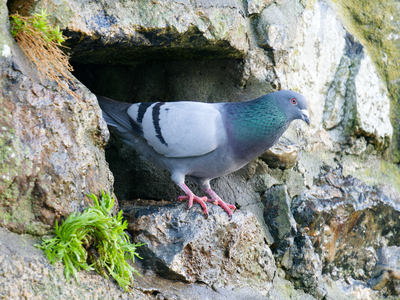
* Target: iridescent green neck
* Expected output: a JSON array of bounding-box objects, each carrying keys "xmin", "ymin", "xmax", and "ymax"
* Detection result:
[{"xmin": 224, "ymin": 95, "xmax": 289, "ymax": 161}]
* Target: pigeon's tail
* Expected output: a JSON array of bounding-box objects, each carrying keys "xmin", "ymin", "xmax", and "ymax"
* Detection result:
[
  {"xmin": 97, "ymin": 95, "xmax": 142, "ymax": 144},
  {"xmin": 101, "ymin": 109, "xmax": 123, "ymax": 132}
]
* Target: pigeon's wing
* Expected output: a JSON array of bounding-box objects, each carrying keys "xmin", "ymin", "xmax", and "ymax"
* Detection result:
[{"xmin": 128, "ymin": 101, "xmax": 227, "ymax": 158}]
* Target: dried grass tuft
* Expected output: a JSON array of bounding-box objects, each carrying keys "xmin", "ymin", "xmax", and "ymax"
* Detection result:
[{"xmin": 10, "ymin": 11, "xmax": 80, "ymax": 102}]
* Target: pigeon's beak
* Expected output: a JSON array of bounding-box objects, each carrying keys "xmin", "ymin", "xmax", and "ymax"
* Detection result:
[{"xmin": 301, "ymin": 109, "xmax": 310, "ymax": 125}]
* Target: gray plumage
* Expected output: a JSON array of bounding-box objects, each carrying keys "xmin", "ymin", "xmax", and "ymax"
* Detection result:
[{"xmin": 97, "ymin": 90, "xmax": 310, "ymax": 218}]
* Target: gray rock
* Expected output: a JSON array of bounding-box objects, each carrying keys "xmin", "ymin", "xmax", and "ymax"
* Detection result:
[
  {"xmin": 246, "ymin": 0, "xmax": 273, "ymax": 16},
  {"xmin": 0, "ymin": 226, "xmax": 321, "ymax": 300},
  {"xmin": 262, "ymin": 184, "xmax": 326, "ymax": 299},
  {"xmin": 0, "ymin": 8, "xmax": 113, "ymax": 234},
  {"xmin": 267, "ymin": 275, "xmax": 317, "ymax": 300},
  {"xmin": 261, "ymin": 138, "xmax": 300, "ymax": 170},
  {"xmin": 21, "ymin": 0, "xmax": 249, "ymax": 64},
  {"xmin": 284, "ymin": 233, "xmax": 326, "ymax": 299},
  {"xmin": 263, "ymin": 185, "xmax": 297, "ymax": 241},
  {"xmin": 323, "ymin": 275, "xmax": 359, "ymax": 300},
  {"xmin": 256, "ymin": 23, "xmax": 288, "ymax": 51},
  {"xmin": 272, "ymin": 1, "xmax": 393, "ymax": 155},
  {"xmin": 125, "ymin": 202, "xmax": 275, "ymax": 294},
  {"xmin": 323, "ymin": 33, "xmax": 392, "ymax": 150},
  {"xmin": 368, "ymin": 245, "xmax": 400, "ymax": 296},
  {"xmin": 293, "ymin": 164, "xmax": 400, "ymax": 285},
  {"xmin": 255, "ymin": 0, "xmax": 304, "ymax": 52},
  {"xmin": 0, "ymin": 227, "xmax": 150, "ymax": 299}
]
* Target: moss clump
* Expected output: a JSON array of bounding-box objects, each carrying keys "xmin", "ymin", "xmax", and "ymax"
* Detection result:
[
  {"xmin": 37, "ymin": 191, "xmax": 143, "ymax": 292},
  {"xmin": 10, "ymin": 9, "xmax": 65, "ymax": 44}
]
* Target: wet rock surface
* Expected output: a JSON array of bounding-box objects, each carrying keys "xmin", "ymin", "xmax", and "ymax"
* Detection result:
[
  {"xmin": 292, "ymin": 164, "xmax": 400, "ymax": 298},
  {"xmin": 264, "ymin": 185, "xmax": 296, "ymax": 242},
  {"xmin": 281, "ymin": 233, "xmax": 326, "ymax": 299}
]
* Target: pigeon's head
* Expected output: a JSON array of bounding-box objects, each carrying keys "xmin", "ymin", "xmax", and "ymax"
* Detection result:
[{"xmin": 274, "ymin": 90, "xmax": 310, "ymax": 125}]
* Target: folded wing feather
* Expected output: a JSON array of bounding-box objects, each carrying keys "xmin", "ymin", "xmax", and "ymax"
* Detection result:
[{"xmin": 136, "ymin": 101, "xmax": 227, "ymax": 158}]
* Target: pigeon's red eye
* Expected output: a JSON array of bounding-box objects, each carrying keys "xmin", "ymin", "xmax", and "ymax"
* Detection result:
[{"xmin": 290, "ymin": 98, "xmax": 297, "ymax": 105}]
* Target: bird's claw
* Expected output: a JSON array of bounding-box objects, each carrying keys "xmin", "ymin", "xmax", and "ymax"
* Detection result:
[
  {"xmin": 207, "ymin": 198, "xmax": 236, "ymax": 219},
  {"xmin": 177, "ymin": 194, "xmax": 209, "ymax": 217},
  {"xmin": 177, "ymin": 184, "xmax": 235, "ymax": 219}
]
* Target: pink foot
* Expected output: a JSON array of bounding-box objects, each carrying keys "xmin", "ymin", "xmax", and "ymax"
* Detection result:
[
  {"xmin": 177, "ymin": 183, "xmax": 210, "ymax": 217},
  {"xmin": 203, "ymin": 189, "xmax": 236, "ymax": 219}
]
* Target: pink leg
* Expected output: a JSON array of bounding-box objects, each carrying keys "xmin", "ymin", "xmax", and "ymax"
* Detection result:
[
  {"xmin": 203, "ymin": 189, "xmax": 236, "ymax": 219},
  {"xmin": 177, "ymin": 183, "xmax": 210, "ymax": 217}
]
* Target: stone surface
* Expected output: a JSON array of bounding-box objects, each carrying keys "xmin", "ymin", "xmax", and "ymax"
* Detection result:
[
  {"xmin": 9, "ymin": 0, "xmax": 249, "ymax": 63},
  {"xmin": 263, "ymin": 186, "xmax": 326, "ymax": 299},
  {"xmin": 246, "ymin": 0, "xmax": 272, "ymax": 16},
  {"xmin": 282, "ymin": 233, "xmax": 326, "ymax": 299},
  {"xmin": 0, "ymin": 224, "xmax": 325, "ymax": 300},
  {"xmin": 323, "ymin": 275, "xmax": 363, "ymax": 300},
  {"xmin": 274, "ymin": 1, "xmax": 346, "ymax": 134},
  {"xmin": 368, "ymin": 245, "xmax": 400, "ymax": 296},
  {"xmin": 272, "ymin": 1, "xmax": 393, "ymax": 152},
  {"xmin": 263, "ymin": 185, "xmax": 296, "ymax": 241},
  {"xmin": 293, "ymin": 164, "xmax": 400, "ymax": 287},
  {"xmin": 323, "ymin": 34, "xmax": 392, "ymax": 150},
  {"xmin": 0, "ymin": 227, "xmax": 150, "ymax": 299},
  {"xmin": 2, "ymin": 0, "xmax": 400, "ymax": 299},
  {"xmin": 261, "ymin": 138, "xmax": 300, "ymax": 169},
  {"xmin": 126, "ymin": 202, "xmax": 275, "ymax": 294},
  {"xmin": 330, "ymin": 0, "xmax": 400, "ymax": 161},
  {"xmin": 0, "ymin": 3, "xmax": 113, "ymax": 234},
  {"xmin": 267, "ymin": 275, "xmax": 317, "ymax": 300}
]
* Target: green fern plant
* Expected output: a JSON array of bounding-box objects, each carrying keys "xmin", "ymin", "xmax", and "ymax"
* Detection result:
[{"xmin": 37, "ymin": 191, "xmax": 143, "ymax": 292}]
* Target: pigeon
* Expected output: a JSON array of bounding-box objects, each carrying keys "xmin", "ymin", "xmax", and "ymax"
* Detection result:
[{"xmin": 97, "ymin": 90, "xmax": 310, "ymax": 218}]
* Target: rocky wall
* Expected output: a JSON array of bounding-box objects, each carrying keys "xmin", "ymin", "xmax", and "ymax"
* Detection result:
[
  {"xmin": 0, "ymin": 0, "xmax": 113, "ymax": 234},
  {"xmin": 1, "ymin": 0, "xmax": 400, "ymax": 299}
]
